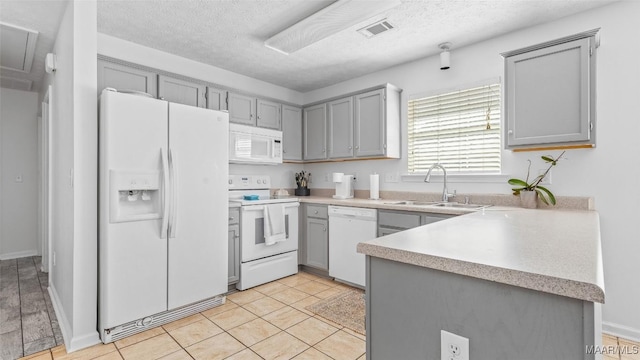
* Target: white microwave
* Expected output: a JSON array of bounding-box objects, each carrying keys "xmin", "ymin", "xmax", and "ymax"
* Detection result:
[{"xmin": 229, "ymin": 123, "xmax": 283, "ymax": 165}]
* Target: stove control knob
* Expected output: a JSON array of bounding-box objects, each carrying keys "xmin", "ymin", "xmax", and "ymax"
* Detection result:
[{"xmin": 228, "ymin": 179, "xmax": 232, "ymax": 185}]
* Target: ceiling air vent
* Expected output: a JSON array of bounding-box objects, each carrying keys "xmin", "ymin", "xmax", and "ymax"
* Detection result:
[
  {"xmin": 0, "ymin": 22, "xmax": 39, "ymax": 73},
  {"xmin": 357, "ymin": 19, "xmax": 395, "ymax": 38}
]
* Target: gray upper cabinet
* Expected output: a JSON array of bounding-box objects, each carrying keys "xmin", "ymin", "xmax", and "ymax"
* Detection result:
[
  {"xmin": 158, "ymin": 75, "xmax": 206, "ymax": 108},
  {"xmin": 303, "ymin": 103, "xmax": 328, "ymax": 161},
  {"xmin": 355, "ymin": 89, "xmax": 386, "ymax": 157},
  {"xmin": 502, "ymin": 29, "xmax": 598, "ymax": 149},
  {"xmin": 206, "ymin": 87, "xmax": 227, "ymax": 111},
  {"xmin": 228, "ymin": 92, "xmax": 256, "ymax": 126},
  {"xmin": 303, "ymin": 84, "xmax": 401, "ymax": 162},
  {"xmin": 97, "ymin": 60, "xmax": 157, "ymax": 97},
  {"xmin": 328, "ymin": 97, "xmax": 354, "ymax": 159},
  {"xmin": 257, "ymin": 99, "xmax": 282, "ymax": 130},
  {"xmin": 282, "ymin": 105, "xmax": 303, "ymax": 161}
]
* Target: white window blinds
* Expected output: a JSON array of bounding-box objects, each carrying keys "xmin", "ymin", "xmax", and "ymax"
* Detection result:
[{"xmin": 408, "ymin": 83, "xmax": 501, "ymax": 174}]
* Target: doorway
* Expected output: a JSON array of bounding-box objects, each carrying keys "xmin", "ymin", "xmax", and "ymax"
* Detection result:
[{"xmin": 39, "ymin": 85, "xmax": 52, "ymax": 273}]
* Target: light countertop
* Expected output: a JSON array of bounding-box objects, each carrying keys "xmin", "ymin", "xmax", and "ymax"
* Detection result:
[
  {"xmin": 356, "ymin": 207, "xmax": 604, "ymax": 303},
  {"xmin": 295, "ymin": 195, "xmax": 604, "ymax": 303},
  {"xmin": 297, "ymin": 196, "xmax": 478, "ymax": 216}
]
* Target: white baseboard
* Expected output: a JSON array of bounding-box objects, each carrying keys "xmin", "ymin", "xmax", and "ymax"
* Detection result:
[
  {"xmin": 48, "ymin": 284, "xmax": 100, "ymax": 352},
  {"xmin": 0, "ymin": 249, "xmax": 38, "ymax": 260},
  {"xmin": 48, "ymin": 284, "xmax": 71, "ymax": 348},
  {"xmin": 603, "ymin": 321, "xmax": 640, "ymax": 342},
  {"xmin": 68, "ymin": 332, "xmax": 101, "ymax": 353}
]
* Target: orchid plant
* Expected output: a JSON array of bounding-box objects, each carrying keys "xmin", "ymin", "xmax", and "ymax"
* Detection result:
[{"xmin": 508, "ymin": 151, "xmax": 565, "ymax": 206}]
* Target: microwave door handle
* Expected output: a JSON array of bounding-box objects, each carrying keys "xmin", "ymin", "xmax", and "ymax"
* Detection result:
[{"xmin": 272, "ymin": 139, "xmax": 276, "ymax": 159}]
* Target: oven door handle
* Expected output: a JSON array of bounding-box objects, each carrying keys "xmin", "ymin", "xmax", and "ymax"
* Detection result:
[{"xmin": 241, "ymin": 203, "xmax": 300, "ymax": 212}]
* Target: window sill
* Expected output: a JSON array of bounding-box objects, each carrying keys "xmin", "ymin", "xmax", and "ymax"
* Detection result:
[{"xmin": 401, "ymin": 173, "xmax": 511, "ymax": 183}]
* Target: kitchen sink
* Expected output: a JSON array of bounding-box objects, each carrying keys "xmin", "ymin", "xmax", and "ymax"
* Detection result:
[
  {"xmin": 432, "ymin": 203, "xmax": 491, "ymax": 209},
  {"xmin": 384, "ymin": 200, "xmax": 490, "ymax": 210},
  {"xmin": 383, "ymin": 200, "xmax": 440, "ymax": 206}
]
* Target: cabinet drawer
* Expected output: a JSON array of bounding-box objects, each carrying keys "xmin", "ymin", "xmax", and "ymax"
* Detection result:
[
  {"xmin": 421, "ymin": 213, "xmax": 453, "ymax": 225},
  {"xmin": 229, "ymin": 208, "xmax": 240, "ymax": 225},
  {"xmin": 307, "ymin": 204, "xmax": 328, "ymax": 219},
  {"xmin": 378, "ymin": 210, "xmax": 421, "ymax": 229}
]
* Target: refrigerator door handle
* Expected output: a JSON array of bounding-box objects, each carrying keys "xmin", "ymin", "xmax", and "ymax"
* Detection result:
[
  {"xmin": 169, "ymin": 148, "xmax": 178, "ymax": 238},
  {"xmin": 160, "ymin": 148, "xmax": 170, "ymax": 238}
]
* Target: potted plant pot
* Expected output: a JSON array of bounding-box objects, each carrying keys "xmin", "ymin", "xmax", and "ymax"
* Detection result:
[{"xmin": 520, "ymin": 190, "xmax": 538, "ymax": 209}]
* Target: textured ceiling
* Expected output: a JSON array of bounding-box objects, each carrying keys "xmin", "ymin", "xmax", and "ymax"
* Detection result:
[
  {"xmin": 97, "ymin": 0, "xmax": 617, "ymax": 92},
  {"xmin": 0, "ymin": 0, "xmax": 618, "ymax": 94},
  {"xmin": 0, "ymin": 0, "xmax": 67, "ymax": 92}
]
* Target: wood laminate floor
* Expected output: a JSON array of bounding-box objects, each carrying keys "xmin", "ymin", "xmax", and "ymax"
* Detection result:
[{"xmin": 0, "ymin": 256, "xmax": 63, "ymax": 360}]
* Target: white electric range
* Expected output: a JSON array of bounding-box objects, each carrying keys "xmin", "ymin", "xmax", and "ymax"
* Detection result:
[{"xmin": 228, "ymin": 175, "xmax": 299, "ymax": 290}]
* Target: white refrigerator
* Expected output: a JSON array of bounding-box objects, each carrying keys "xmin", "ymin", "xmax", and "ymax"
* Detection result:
[{"xmin": 98, "ymin": 89, "xmax": 228, "ymax": 342}]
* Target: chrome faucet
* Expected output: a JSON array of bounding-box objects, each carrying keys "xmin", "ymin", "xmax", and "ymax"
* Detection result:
[{"xmin": 424, "ymin": 163, "xmax": 455, "ymax": 202}]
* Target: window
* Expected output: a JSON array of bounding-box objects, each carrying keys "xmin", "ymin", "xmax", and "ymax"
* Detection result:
[{"xmin": 408, "ymin": 83, "xmax": 501, "ymax": 174}]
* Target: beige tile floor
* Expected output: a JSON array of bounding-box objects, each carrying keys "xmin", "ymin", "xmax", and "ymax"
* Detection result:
[
  {"xmin": 19, "ymin": 271, "xmax": 366, "ymax": 360},
  {"xmin": 17, "ymin": 270, "xmax": 640, "ymax": 360}
]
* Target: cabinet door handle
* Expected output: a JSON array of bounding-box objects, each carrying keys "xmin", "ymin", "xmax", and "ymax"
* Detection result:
[
  {"xmin": 355, "ymin": 145, "xmax": 359, "ymax": 149},
  {"xmin": 229, "ymin": 217, "xmax": 234, "ymax": 221},
  {"xmin": 508, "ymin": 129, "xmax": 513, "ymax": 135},
  {"xmin": 349, "ymin": 146, "xmax": 352, "ymax": 149},
  {"xmin": 257, "ymin": 115, "xmax": 261, "ymax": 120},
  {"xmin": 323, "ymin": 227, "xmax": 326, "ymax": 232},
  {"xmin": 314, "ymin": 210, "xmax": 318, "ymax": 214}
]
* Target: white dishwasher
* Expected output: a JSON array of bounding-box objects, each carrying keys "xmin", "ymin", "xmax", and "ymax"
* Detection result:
[{"xmin": 328, "ymin": 206, "xmax": 377, "ymax": 287}]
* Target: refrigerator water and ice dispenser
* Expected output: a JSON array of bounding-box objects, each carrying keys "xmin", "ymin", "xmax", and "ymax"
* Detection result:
[{"xmin": 109, "ymin": 170, "xmax": 161, "ymax": 222}]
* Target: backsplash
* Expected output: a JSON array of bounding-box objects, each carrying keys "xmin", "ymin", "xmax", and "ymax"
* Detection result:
[{"xmin": 279, "ymin": 188, "xmax": 594, "ymax": 211}]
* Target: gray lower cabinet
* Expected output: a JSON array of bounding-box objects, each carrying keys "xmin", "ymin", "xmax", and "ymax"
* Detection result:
[
  {"xmin": 282, "ymin": 105, "xmax": 303, "ymax": 161},
  {"xmin": 328, "ymin": 97, "xmax": 354, "ymax": 159},
  {"xmin": 502, "ymin": 29, "xmax": 598, "ymax": 148},
  {"xmin": 158, "ymin": 75, "xmax": 206, "ymax": 108},
  {"xmin": 367, "ymin": 256, "xmax": 599, "ymax": 359},
  {"xmin": 97, "ymin": 60, "xmax": 157, "ymax": 97},
  {"xmin": 303, "ymin": 204, "xmax": 329, "ymax": 270},
  {"xmin": 206, "ymin": 87, "xmax": 227, "ymax": 111},
  {"xmin": 378, "ymin": 209, "xmax": 453, "ymax": 236},
  {"xmin": 303, "ymin": 104, "xmax": 328, "ymax": 161},
  {"xmin": 228, "ymin": 208, "xmax": 240, "ymax": 284},
  {"xmin": 257, "ymin": 98, "xmax": 282, "ymax": 130}
]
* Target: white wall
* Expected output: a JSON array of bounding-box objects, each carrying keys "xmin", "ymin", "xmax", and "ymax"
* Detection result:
[
  {"xmin": 0, "ymin": 89, "xmax": 39, "ymax": 260},
  {"xmin": 303, "ymin": 1, "xmax": 640, "ymax": 340},
  {"xmin": 40, "ymin": 0, "xmax": 100, "ymax": 351}
]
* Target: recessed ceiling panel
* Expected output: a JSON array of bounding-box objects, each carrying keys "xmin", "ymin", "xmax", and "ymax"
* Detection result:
[{"xmin": 0, "ymin": 22, "xmax": 39, "ymax": 73}]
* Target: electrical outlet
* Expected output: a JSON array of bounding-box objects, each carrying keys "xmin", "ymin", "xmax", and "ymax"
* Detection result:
[
  {"xmin": 385, "ymin": 173, "xmax": 399, "ymax": 183},
  {"xmin": 441, "ymin": 330, "xmax": 469, "ymax": 360},
  {"xmin": 538, "ymin": 169, "xmax": 551, "ymax": 184}
]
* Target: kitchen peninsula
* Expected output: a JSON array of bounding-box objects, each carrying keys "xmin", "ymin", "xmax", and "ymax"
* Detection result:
[{"xmin": 357, "ymin": 208, "xmax": 604, "ymax": 359}]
